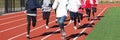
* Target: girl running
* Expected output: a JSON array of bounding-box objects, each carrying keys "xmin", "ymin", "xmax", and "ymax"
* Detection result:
[
  {"xmin": 78, "ymin": 0, "xmax": 85, "ymax": 26},
  {"xmin": 39, "ymin": 0, "xmax": 52, "ymax": 29},
  {"xmin": 92, "ymin": 0, "xmax": 98, "ymax": 19},
  {"xmin": 25, "ymin": 0, "xmax": 39, "ymax": 38},
  {"xmin": 52, "ymin": 0, "xmax": 68, "ymax": 39},
  {"xmin": 84, "ymin": 0, "xmax": 93, "ymax": 21},
  {"xmin": 67, "ymin": 0, "xmax": 81, "ymax": 30}
]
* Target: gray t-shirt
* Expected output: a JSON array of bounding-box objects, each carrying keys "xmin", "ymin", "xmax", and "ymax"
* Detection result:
[{"xmin": 41, "ymin": 0, "xmax": 52, "ymax": 12}]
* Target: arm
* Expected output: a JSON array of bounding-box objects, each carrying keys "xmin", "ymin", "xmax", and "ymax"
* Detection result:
[
  {"xmin": 67, "ymin": 0, "xmax": 70, "ymax": 10},
  {"xmin": 84, "ymin": 0, "xmax": 86, "ymax": 5},
  {"xmin": 25, "ymin": 0, "xmax": 28, "ymax": 10},
  {"xmin": 90, "ymin": 0, "xmax": 93, "ymax": 5},
  {"xmin": 52, "ymin": 0, "xmax": 58, "ymax": 9},
  {"xmin": 25, "ymin": 0, "xmax": 29, "ymax": 13},
  {"xmin": 96, "ymin": 0, "xmax": 98, "ymax": 4},
  {"xmin": 50, "ymin": 0, "xmax": 53, "ymax": 7},
  {"xmin": 39, "ymin": 0, "xmax": 43, "ymax": 8},
  {"xmin": 77, "ymin": 0, "xmax": 81, "ymax": 8},
  {"xmin": 35, "ymin": 0, "xmax": 40, "ymax": 8}
]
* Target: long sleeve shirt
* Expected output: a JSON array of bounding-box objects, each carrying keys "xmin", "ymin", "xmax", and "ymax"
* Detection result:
[
  {"xmin": 25, "ymin": 0, "xmax": 39, "ymax": 16},
  {"xmin": 39, "ymin": 0, "xmax": 52, "ymax": 12},
  {"xmin": 67, "ymin": 0, "xmax": 81, "ymax": 12},
  {"xmin": 52, "ymin": 0, "xmax": 68, "ymax": 17},
  {"xmin": 92, "ymin": 0, "xmax": 98, "ymax": 7},
  {"xmin": 84, "ymin": 0, "xmax": 93, "ymax": 8}
]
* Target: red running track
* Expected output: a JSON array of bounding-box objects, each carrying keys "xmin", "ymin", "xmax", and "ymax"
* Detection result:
[{"xmin": 0, "ymin": 4, "xmax": 120, "ymax": 40}]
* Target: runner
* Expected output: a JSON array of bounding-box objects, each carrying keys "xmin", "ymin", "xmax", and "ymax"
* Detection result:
[
  {"xmin": 78, "ymin": 0, "xmax": 85, "ymax": 26},
  {"xmin": 67, "ymin": 0, "xmax": 81, "ymax": 30},
  {"xmin": 84, "ymin": 0, "xmax": 93, "ymax": 21},
  {"xmin": 24, "ymin": 0, "xmax": 39, "ymax": 39},
  {"xmin": 92, "ymin": 0, "xmax": 98, "ymax": 19},
  {"xmin": 39, "ymin": 0, "xmax": 52, "ymax": 29},
  {"xmin": 52, "ymin": 0, "xmax": 68, "ymax": 39}
]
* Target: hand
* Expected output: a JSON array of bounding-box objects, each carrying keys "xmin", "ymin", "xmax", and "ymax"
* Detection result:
[{"xmin": 24, "ymin": 10, "xmax": 27, "ymax": 13}]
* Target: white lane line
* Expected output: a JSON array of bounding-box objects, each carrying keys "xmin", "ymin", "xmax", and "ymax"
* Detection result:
[
  {"xmin": 0, "ymin": 14, "xmax": 55, "ymax": 32},
  {"xmin": 41, "ymin": 22, "xmax": 73, "ymax": 40},
  {"xmin": 0, "ymin": 14, "xmax": 42, "ymax": 26},
  {"xmin": 0, "ymin": 23, "xmax": 26, "ymax": 32},
  {"xmin": 0, "ymin": 12, "xmax": 25, "ymax": 20},
  {"xmin": 8, "ymin": 19, "xmax": 56, "ymax": 40},
  {"xmin": 2, "ymin": 11, "xmax": 23, "ymax": 16},
  {"xmin": 41, "ymin": 7, "xmax": 108, "ymax": 40},
  {"xmin": 41, "ymin": 29, "xmax": 60, "ymax": 40},
  {"xmin": 0, "ymin": 18, "xmax": 25, "ymax": 26},
  {"xmin": 7, "ymin": 7, "xmax": 106, "ymax": 40},
  {"xmin": 73, "ymin": 7, "xmax": 108, "ymax": 40}
]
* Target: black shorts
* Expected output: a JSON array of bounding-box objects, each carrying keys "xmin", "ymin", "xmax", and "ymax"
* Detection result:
[
  {"xmin": 78, "ymin": 13, "xmax": 83, "ymax": 20},
  {"xmin": 85, "ymin": 8, "xmax": 91, "ymax": 17},
  {"xmin": 92, "ymin": 7, "xmax": 97, "ymax": 13},
  {"xmin": 42, "ymin": 12, "xmax": 50, "ymax": 20}
]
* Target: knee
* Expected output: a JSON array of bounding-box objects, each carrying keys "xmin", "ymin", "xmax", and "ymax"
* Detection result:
[{"xmin": 58, "ymin": 21, "xmax": 63, "ymax": 25}]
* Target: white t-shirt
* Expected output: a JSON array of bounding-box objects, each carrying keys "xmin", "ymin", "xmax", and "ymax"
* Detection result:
[
  {"xmin": 52, "ymin": 0, "xmax": 68, "ymax": 17},
  {"xmin": 67, "ymin": 0, "xmax": 81, "ymax": 12}
]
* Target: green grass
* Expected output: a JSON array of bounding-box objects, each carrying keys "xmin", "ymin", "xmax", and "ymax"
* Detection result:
[{"xmin": 86, "ymin": 7, "xmax": 120, "ymax": 40}]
